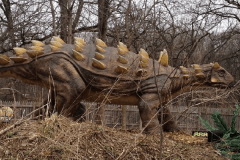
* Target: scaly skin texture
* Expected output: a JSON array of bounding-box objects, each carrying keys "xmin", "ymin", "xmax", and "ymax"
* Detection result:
[{"xmin": 0, "ymin": 39, "xmax": 234, "ymax": 134}]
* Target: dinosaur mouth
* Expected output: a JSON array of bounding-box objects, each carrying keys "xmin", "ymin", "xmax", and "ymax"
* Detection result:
[{"xmin": 211, "ymin": 83, "xmax": 228, "ymax": 88}]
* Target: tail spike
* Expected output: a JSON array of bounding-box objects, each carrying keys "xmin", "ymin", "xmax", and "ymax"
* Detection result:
[
  {"xmin": 117, "ymin": 55, "xmax": 128, "ymax": 64},
  {"xmin": 53, "ymin": 36, "xmax": 65, "ymax": 44},
  {"xmin": 13, "ymin": 47, "xmax": 26, "ymax": 56},
  {"xmin": 96, "ymin": 38, "xmax": 107, "ymax": 48},
  {"xmin": 114, "ymin": 65, "xmax": 128, "ymax": 74},
  {"xmin": 92, "ymin": 58, "xmax": 106, "ymax": 70},
  {"xmin": 94, "ymin": 52, "xmax": 105, "ymax": 60},
  {"xmin": 72, "ymin": 49, "xmax": 85, "ymax": 61},
  {"xmin": 32, "ymin": 40, "xmax": 44, "ymax": 47},
  {"xmin": 74, "ymin": 37, "xmax": 86, "ymax": 45},
  {"xmin": 158, "ymin": 49, "xmax": 168, "ymax": 67},
  {"xmin": 96, "ymin": 45, "xmax": 106, "ymax": 53},
  {"xmin": 50, "ymin": 41, "xmax": 63, "ymax": 48}
]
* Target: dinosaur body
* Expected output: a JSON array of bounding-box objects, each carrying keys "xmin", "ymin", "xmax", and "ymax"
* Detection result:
[{"xmin": 0, "ymin": 37, "xmax": 234, "ymax": 134}]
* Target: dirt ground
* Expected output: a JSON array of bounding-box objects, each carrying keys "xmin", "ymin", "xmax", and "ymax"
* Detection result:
[{"xmin": 0, "ymin": 115, "xmax": 229, "ymax": 160}]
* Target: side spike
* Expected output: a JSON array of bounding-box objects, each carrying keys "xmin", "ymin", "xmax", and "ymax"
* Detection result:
[
  {"xmin": 0, "ymin": 55, "xmax": 10, "ymax": 65},
  {"xmin": 114, "ymin": 65, "xmax": 128, "ymax": 74},
  {"xmin": 139, "ymin": 61, "xmax": 148, "ymax": 68},
  {"xmin": 10, "ymin": 57, "xmax": 28, "ymax": 63},
  {"xmin": 196, "ymin": 72, "xmax": 205, "ymax": 78},
  {"xmin": 50, "ymin": 45, "xmax": 59, "ymax": 52},
  {"xmin": 194, "ymin": 67, "xmax": 202, "ymax": 73},
  {"xmin": 96, "ymin": 45, "xmax": 106, "ymax": 53},
  {"xmin": 183, "ymin": 75, "xmax": 189, "ymax": 79},
  {"xmin": 92, "ymin": 58, "xmax": 106, "ymax": 70},
  {"xmin": 72, "ymin": 49, "xmax": 85, "ymax": 61},
  {"xmin": 74, "ymin": 37, "xmax": 86, "ymax": 45},
  {"xmin": 94, "ymin": 52, "xmax": 105, "ymax": 60},
  {"xmin": 213, "ymin": 62, "xmax": 220, "ymax": 69},
  {"xmin": 29, "ymin": 46, "xmax": 44, "ymax": 52},
  {"xmin": 32, "ymin": 40, "xmax": 44, "ymax": 47},
  {"xmin": 136, "ymin": 69, "xmax": 148, "ymax": 76},
  {"xmin": 158, "ymin": 49, "xmax": 168, "ymax": 67},
  {"xmin": 26, "ymin": 50, "xmax": 44, "ymax": 58},
  {"xmin": 139, "ymin": 48, "xmax": 149, "ymax": 59},
  {"xmin": 53, "ymin": 36, "xmax": 65, "ymax": 44},
  {"xmin": 211, "ymin": 77, "xmax": 218, "ymax": 83},
  {"xmin": 13, "ymin": 47, "xmax": 26, "ymax": 56},
  {"xmin": 50, "ymin": 41, "xmax": 63, "ymax": 48},
  {"xmin": 96, "ymin": 38, "xmax": 107, "ymax": 48},
  {"xmin": 117, "ymin": 55, "xmax": 128, "ymax": 64}
]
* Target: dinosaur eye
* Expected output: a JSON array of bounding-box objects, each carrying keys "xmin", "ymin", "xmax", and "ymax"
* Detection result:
[{"xmin": 218, "ymin": 70, "xmax": 225, "ymax": 77}]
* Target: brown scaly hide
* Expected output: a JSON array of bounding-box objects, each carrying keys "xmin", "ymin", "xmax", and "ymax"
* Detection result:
[{"xmin": 0, "ymin": 38, "xmax": 234, "ymax": 134}]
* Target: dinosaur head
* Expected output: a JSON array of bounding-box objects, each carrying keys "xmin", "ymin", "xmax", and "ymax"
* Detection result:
[{"xmin": 208, "ymin": 62, "xmax": 234, "ymax": 88}]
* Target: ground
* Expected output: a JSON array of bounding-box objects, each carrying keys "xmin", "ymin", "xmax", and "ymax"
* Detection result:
[{"xmin": 0, "ymin": 115, "xmax": 229, "ymax": 160}]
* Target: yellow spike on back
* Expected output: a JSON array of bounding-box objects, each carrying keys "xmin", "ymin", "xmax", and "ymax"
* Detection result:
[
  {"xmin": 92, "ymin": 58, "xmax": 106, "ymax": 70},
  {"xmin": 29, "ymin": 46, "xmax": 44, "ymax": 52},
  {"xmin": 117, "ymin": 55, "xmax": 128, "ymax": 64},
  {"xmin": 118, "ymin": 42, "xmax": 128, "ymax": 54},
  {"xmin": 32, "ymin": 40, "xmax": 44, "ymax": 47},
  {"xmin": 50, "ymin": 45, "xmax": 59, "ymax": 52},
  {"xmin": 75, "ymin": 42, "xmax": 84, "ymax": 52},
  {"xmin": 194, "ymin": 67, "xmax": 202, "ymax": 73},
  {"xmin": 158, "ymin": 49, "xmax": 168, "ymax": 66},
  {"xmin": 114, "ymin": 65, "xmax": 128, "ymax": 74},
  {"xmin": 0, "ymin": 55, "xmax": 10, "ymax": 65},
  {"xmin": 72, "ymin": 49, "xmax": 85, "ymax": 61},
  {"xmin": 10, "ymin": 57, "xmax": 28, "ymax": 63},
  {"xmin": 191, "ymin": 64, "xmax": 200, "ymax": 68},
  {"xmin": 74, "ymin": 37, "xmax": 86, "ymax": 45},
  {"xmin": 196, "ymin": 72, "xmax": 205, "ymax": 78},
  {"xmin": 139, "ymin": 61, "xmax": 148, "ymax": 68},
  {"xmin": 213, "ymin": 62, "xmax": 220, "ymax": 69},
  {"xmin": 96, "ymin": 45, "xmax": 106, "ymax": 53},
  {"xmin": 96, "ymin": 38, "xmax": 107, "ymax": 48},
  {"xmin": 94, "ymin": 52, "xmax": 105, "ymax": 60},
  {"xmin": 13, "ymin": 47, "xmax": 26, "ymax": 56},
  {"xmin": 118, "ymin": 48, "xmax": 127, "ymax": 55},
  {"xmin": 140, "ymin": 55, "xmax": 149, "ymax": 64},
  {"xmin": 53, "ymin": 36, "xmax": 65, "ymax": 44},
  {"xmin": 26, "ymin": 50, "xmax": 44, "ymax": 58},
  {"xmin": 50, "ymin": 41, "xmax": 63, "ymax": 48},
  {"xmin": 139, "ymin": 48, "xmax": 149, "ymax": 59}
]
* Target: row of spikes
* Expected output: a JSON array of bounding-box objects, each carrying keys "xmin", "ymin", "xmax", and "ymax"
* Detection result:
[{"xmin": 179, "ymin": 62, "xmax": 220, "ymax": 79}]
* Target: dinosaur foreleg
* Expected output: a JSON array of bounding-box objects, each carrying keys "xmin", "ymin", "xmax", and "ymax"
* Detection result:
[
  {"xmin": 138, "ymin": 94, "xmax": 161, "ymax": 134},
  {"xmin": 158, "ymin": 107, "xmax": 179, "ymax": 132}
]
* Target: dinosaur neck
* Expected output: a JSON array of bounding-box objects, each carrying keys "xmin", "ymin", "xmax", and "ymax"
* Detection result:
[{"xmin": 170, "ymin": 64, "xmax": 212, "ymax": 94}]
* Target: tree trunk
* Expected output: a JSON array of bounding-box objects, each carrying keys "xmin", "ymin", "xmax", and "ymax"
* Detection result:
[
  {"xmin": 58, "ymin": 0, "xmax": 68, "ymax": 42},
  {"xmin": 2, "ymin": 0, "xmax": 15, "ymax": 47},
  {"xmin": 98, "ymin": 0, "xmax": 110, "ymax": 42}
]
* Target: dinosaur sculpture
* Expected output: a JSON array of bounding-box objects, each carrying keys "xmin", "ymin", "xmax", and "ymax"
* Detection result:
[{"xmin": 0, "ymin": 37, "xmax": 234, "ymax": 134}]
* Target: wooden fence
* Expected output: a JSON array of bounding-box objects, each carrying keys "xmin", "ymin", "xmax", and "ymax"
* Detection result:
[{"xmin": 0, "ymin": 101, "xmax": 239, "ymax": 133}]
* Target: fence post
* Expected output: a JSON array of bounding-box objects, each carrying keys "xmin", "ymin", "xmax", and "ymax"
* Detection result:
[{"xmin": 122, "ymin": 105, "xmax": 127, "ymax": 130}]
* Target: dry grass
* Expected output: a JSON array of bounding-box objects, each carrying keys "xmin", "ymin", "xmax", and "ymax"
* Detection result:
[{"xmin": 0, "ymin": 115, "xmax": 229, "ymax": 160}]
